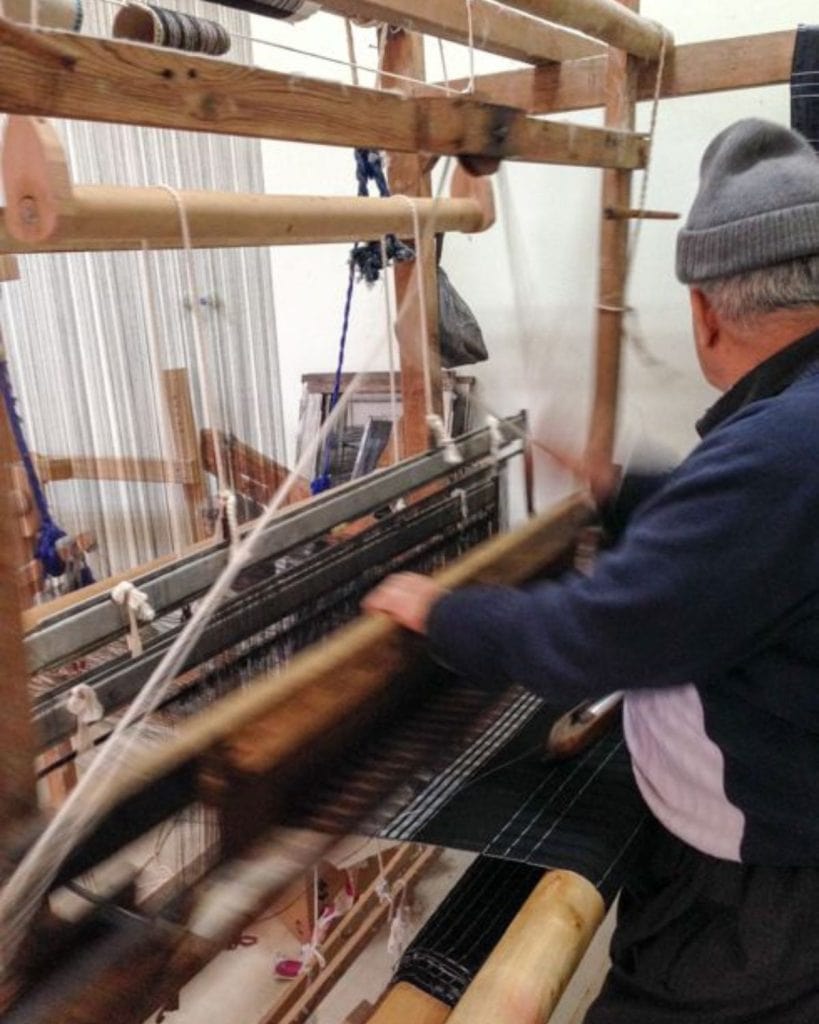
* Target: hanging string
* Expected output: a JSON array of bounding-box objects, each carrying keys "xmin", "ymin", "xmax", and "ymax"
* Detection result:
[
  {"xmin": 380, "ymin": 236, "xmax": 402, "ymax": 466},
  {"xmin": 158, "ymin": 185, "xmax": 230, "ymax": 519},
  {"xmin": 344, "ymin": 18, "xmax": 359, "ymax": 88},
  {"xmin": 138, "ymin": 242, "xmax": 187, "ymax": 558},
  {"xmin": 463, "ymin": 0, "xmax": 476, "ymax": 94},
  {"xmin": 437, "ymin": 36, "xmax": 451, "ymax": 93}
]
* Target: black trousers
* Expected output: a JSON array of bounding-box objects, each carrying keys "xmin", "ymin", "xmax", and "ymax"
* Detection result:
[{"xmin": 585, "ymin": 819, "xmax": 819, "ymax": 1023}]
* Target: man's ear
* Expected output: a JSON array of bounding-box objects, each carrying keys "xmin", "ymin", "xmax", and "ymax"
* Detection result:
[{"xmin": 690, "ymin": 287, "xmax": 720, "ymax": 350}]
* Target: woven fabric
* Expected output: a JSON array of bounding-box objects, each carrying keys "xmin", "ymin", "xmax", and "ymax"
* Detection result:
[{"xmin": 792, "ymin": 25, "xmax": 819, "ymax": 153}]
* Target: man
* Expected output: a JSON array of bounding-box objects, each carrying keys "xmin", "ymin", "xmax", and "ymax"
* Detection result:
[{"xmin": 363, "ymin": 119, "xmax": 819, "ymax": 1022}]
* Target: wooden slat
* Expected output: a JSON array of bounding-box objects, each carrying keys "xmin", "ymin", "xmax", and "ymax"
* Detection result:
[
  {"xmin": 449, "ymin": 31, "xmax": 796, "ymax": 114},
  {"xmin": 162, "ymin": 368, "xmax": 210, "ymax": 543},
  {"xmin": 262, "ymin": 844, "xmax": 442, "ymax": 1024},
  {"xmin": 200, "ymin": 430, "xmax": 311, "ymax": 506},
  {"xmin": 317, "ymin": 0, "xmax": 603, "ymax": 64},
  {"xmin": 35, "ymin": 453, "xmax": 194, "ymax": 484},
  {"xmin": 0, "ymin": 20, "xmax": 646, "ymax": 170},
  {"xmin": 0, "ymin": 384, "xmax": 37, "ymax": 836},
  {"xmin": 495, "ymin": 0, "xmax": 669, "ymax": 59},
  {"xmin": 366, "ymin": 984, "xmax": 452, "ymax": 1024}
]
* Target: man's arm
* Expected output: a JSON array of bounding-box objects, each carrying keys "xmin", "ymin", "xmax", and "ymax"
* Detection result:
[{"xmin": 366, "ymin": 406, "xmax": 815, "ymax": 704}]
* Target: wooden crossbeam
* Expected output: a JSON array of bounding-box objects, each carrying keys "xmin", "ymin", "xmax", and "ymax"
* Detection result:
[
  {"xmin": 317, "ymin": 0, "xmax": 603, "ymax": 64},
  {"xmin": 0, "ymin": 20, "xmax": 646, "ymax": 170},
  {"xmin": 493, "ymin": 0, "xmax": 670, "ymax": 60},
  {"xmin": 34, "ymin": 453, "xmax": 195, "ymax": 484},
  {"xmin": 448, "ymin": 31, "xmax": 796, "ymax": 114}
]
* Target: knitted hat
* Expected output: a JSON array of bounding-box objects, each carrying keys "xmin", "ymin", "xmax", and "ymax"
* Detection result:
[{"xmin": 676, "ymin": 118, "xmax": 819, "ymax": 284}]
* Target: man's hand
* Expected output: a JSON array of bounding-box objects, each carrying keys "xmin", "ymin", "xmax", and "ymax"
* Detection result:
[{"xmin": 362, "ymin": 572, "xmax": 447, "ymax": 635}]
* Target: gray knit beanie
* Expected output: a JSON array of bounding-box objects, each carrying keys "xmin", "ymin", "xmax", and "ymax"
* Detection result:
[{"xmin": 676, "ymin": 118, "xmax": 819, "ymax": 284}]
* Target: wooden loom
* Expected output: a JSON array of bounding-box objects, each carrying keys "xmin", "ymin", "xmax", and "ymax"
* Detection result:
[{"xmin": 0, "ymin": 2, "xmax": 801, "ymax": 1022}]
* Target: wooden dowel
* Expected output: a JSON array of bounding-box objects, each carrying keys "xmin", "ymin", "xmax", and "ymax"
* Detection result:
[
  {"xmin": 494, "ymin": 0, "xmax": 671, "ymax": 60},
  {"xmin": 35, "ymin": 453, "xmax": 194, "ymax": 484},
  {"xmin": 3, "ymin": 188, "xmax": 491, "ymax": 251},
  {"xmin": 604, "ymin": 205, "xmax": 678, "ymax": 220},
  {"xmin": 316, "ymin": 0, "xmax": 603, "ymax": 65},
  {"xmin": 447, "ymin": 870, "xmax": 605, "ymax": 1024}
]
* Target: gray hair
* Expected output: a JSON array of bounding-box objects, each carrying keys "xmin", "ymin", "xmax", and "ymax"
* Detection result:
[{"xmin": 699, "ymin": 254, "xmax": 819, "ymax": 323}]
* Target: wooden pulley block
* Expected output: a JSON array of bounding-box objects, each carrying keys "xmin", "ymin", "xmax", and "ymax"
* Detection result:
[
  {"xmin": 2, "ymin": 115, "xmax": 75, "ymax": 244},
  {"xmin": 449, "ymin": 162, "xmax": 495, "ymax": 231}
]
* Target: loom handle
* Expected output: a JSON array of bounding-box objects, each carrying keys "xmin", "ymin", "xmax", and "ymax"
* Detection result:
[{"xmin": 545, "ymin": 690, "xmax": 624, "ymax": 760}]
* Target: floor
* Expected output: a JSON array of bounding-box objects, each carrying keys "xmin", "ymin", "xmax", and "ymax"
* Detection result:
[{"xmin": 150, "ymin": 845, "xmax": 613, "ymax": 1024}]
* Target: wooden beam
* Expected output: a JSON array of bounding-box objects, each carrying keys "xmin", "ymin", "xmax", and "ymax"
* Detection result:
[
  {"xmin": 35, "ymin": 454, "xmax": 194, "ymax": 484},
  {"xmin": 447, "ymin": 870, "xmax": 604, "ymax": 1024},
  {"xmin": 450, "ymin": 31, "xmax": 796, "ymax": 114},
  {"xmin": 585, "ymin": 1, "xmax": 638, "ymax": 472},
  {"xmin": 0, "ymin": 376, "xmax": 38, "ymax": 838},
  {"xmin": 492, "ymin": 0, "xmax": 670, "ymax": 60},
  {"xmin": 161, "ymin": 368, "xmax": 210, "ymax": 544},
  {"xmin": 317, "ymin": 0, "xmax": 603, "ymax": 65},
  {"xmin": 382, "ymin": 28, "xmax": 442, "ymax": 458},
  {"xmin": 0, "ymin": 20, "xmax": 646, "ymax": 170}
]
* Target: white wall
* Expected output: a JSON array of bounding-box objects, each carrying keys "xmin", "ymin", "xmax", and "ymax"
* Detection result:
[{"xmin": 252, "ymin": 1, "xmax": 816, "ymax": 502}]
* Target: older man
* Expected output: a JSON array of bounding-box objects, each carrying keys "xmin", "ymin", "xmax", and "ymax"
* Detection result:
[{"xmin": 364, "ymin": 118, "xmax": 819, "ymax": 1022}]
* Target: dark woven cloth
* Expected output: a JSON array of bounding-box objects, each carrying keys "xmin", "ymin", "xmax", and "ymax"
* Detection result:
[
  {"xmin": 586, "ymin": 817, "xmax": 819, "ymax": 1024},
  {"xmin": 394, "ymin": 857, "xmax": 545, "ymax": 1006},
  {"xmin": 792, "ymin": 25, "xmax": 819, "ymax": 152}
]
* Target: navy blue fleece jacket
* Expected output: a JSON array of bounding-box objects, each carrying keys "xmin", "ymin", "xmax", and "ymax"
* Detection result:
[{"xmin": 426, "ymin": 329, "xmax": 819, "ymax": 864}]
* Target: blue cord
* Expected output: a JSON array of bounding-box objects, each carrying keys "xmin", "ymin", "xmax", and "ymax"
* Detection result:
[{"xmin": 0, "ymin": 357, "xmax": 92, "ymax": 582}]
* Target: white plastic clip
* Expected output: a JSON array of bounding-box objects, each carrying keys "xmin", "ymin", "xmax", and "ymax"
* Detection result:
[{"xmin": 111, "ymin": 580, "xmax": 156, "ymax": 657}]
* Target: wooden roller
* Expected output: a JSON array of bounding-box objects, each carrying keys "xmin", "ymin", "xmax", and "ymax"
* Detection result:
[
  {"xmin": 447, "ymin": 869, "xmax": 604, "ymax": 1024},
  {"xmin": 362, "ymin": 982, "xmax": 451, "ymax": 1024},
  {"xmin": 1, "ymin": 117, "xmax": 495, "ymax": 252}
]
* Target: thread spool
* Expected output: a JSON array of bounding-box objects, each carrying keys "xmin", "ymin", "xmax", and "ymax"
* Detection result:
[
  {"xmin": 113, "ymin": 2, "xmax": 231, "ymax": 57},
  {"xmin": 203, "ymin": 0, "xmax": 319, "ymax": 22},
  {"xmin": 2, "ymin": 0, "xmax": 82, "ymax": 31}
]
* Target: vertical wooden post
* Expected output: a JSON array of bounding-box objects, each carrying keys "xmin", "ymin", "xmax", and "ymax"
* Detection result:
[
  {"xmin": 380, "ymin": 29, "xmax": 443, "ymax": 458},
  {"xmin": 585, "ymin": 0, "xmax": 640, "ymax": 471},
  {"xmin": 0, "ymin": 385, "xmax": 37, "ymax": 837},
  {"xmin": 161, "ymin": 367, "xmax": 209, "ymax": 543}
]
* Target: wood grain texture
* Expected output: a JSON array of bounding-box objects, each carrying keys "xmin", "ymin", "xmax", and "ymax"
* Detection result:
[
  {"xmin": 494, "ymin": 0, "xmax": 670, "ymax": 59},
  {"xmin": 317, "ymin": 0, "xmax": 603, "ymax": 64},
  {"xmin": 366, "ymin": 983, "xmax": 452, "ymax": 1024},
  {"xmin": 451, "ymin": 31, "xmax": 795, "ymax": 114},
  {"xmin": 0, "ymin": 20, "xmax": 646, "ymax": 169},
  {"xmin": 447, "ymin": 870, "xmax": 604, "ymax": 1024},
  {"xmin": 586, "ymin": 2, "xmax": 639, "ymax": 471},
  {"xmin": 162, "ymin": 368, "xmax": 210, "ymax": 543},
  {"xmin": 0, "ymin": 389, "xmax": 38, "ymax": 834}
]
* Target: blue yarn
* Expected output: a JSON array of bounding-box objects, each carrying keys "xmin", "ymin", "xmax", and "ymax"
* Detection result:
[
  {"xmin": 0, "ymin": 357, "xmax": 92, "ymax": 583},
  {"xmin": 311, "ymin": 149, "xmax": 414, "ymax": 492}
]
